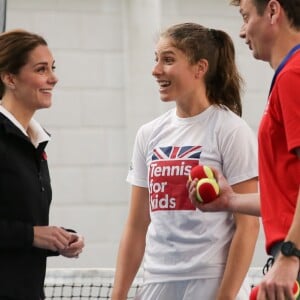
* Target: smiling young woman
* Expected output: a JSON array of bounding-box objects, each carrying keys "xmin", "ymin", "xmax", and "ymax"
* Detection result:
[
  {"xmin": 0, "ymin": 32, "xmax": 58, "ymax": 130},
  {"xmin": 112, "ymin": 23, "xmax": 259, "ymax": 300},
  {"xmin": 0, "ymin": 29, "xmax": 84, "ymax": 300}
]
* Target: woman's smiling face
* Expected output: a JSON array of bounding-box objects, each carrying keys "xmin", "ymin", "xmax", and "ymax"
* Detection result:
[
  {"xmin": 152, "ymin": 37, "xmax": 200, "ymax": 103},
  {"xmin": 11, "ymin": 44, "xmax": 58, "ymax": 112}
]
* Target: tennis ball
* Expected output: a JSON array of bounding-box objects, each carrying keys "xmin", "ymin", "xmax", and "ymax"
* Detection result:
[
  {"xmin": 195, "ymin": 178, "xmax": 220, "ymax": 204},
  {"xmin": 249, "ymin": 285, "xmax": 258, "ymax": 300},
  {"xmin": 249, "ymin": 281, "xmax": 300, "ymax": 300},
  {"xmin": 293, "ymin": 281, "xmax": 300, "ymax": 299},
  {"xmin": 188, "ymin": 165, "xmax": 215, "ymax": 182}
]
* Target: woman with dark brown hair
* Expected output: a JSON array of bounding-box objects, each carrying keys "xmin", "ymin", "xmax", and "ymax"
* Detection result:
[
  {"xmin": 0, "ymin": 29, "xmax": 84, "ymax": 300},
  {"xmin": 112, "ymin": 23, "xmax": 259, "ymax": 300}
]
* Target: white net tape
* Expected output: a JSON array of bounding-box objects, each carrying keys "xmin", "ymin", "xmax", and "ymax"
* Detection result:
[{"xmin": 44, "ymin": 267, "xmax": 263, "ymax": 299}]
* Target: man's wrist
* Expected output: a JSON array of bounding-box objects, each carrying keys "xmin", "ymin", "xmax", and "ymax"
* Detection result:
[{"xmin": 281, "ymin": 241, "xmax": 300, "ymax": 259}]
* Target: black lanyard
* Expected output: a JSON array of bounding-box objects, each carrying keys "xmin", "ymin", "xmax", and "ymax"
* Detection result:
[{"xmin": 269, "ymin": 44, "xmax": 300, "ymax": 95}]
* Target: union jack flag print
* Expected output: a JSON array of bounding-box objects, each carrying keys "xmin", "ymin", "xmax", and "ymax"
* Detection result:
[{"xmin": 152, "ymin": 145, "xmax": 202, "ymax": 161}]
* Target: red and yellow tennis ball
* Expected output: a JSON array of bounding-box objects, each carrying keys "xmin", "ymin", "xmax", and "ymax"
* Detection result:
[
  {"xmin": 249, "ymin": 281, "xmax": 300, "ymax": 300},
  {"xmin": 188, "ymin": 165, "xmax": 214, "ymax": 182},
  {"xmin": 196, "ymin": 178, "xmax": 220, "ymax": 203},
  {"xmin": 295, "ymin": 281, "xmax": 300, "ymax": 299},
  {"xmin": 249, "ymin": 285, "xmax": 258, "ymax": 300},
  {"xmin": 188, "ymin": 165, "xmax": 220, "ymax": 204}
]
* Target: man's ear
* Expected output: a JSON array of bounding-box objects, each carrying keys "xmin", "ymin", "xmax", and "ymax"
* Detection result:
[{"xmin": 268, "ymin": 0, "xmax": 281, "ymax": 25}]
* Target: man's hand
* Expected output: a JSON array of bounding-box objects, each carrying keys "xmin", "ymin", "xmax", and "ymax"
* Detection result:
[
  {"xmin": 187, "ymin": 167, "xmax": 233, "ymax": 212},
  {"xmin": 257, "ymin": 255, "xmax": 299, "ymax": 300}
]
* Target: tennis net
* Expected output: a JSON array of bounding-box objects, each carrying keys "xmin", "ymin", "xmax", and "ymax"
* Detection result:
[{"xmin": 44, "ymin": 267, "xmax": 263, "ymax": 299}]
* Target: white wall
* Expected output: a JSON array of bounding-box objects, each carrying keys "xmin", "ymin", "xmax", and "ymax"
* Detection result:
[{"xmin": 5, "ymin": 0, "xmax": 272, "ymax": 269}]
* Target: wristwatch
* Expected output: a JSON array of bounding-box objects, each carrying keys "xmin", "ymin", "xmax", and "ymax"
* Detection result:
[{"xmin": 281, "ymin": 241, "xmax": 300, "ymax": 258}]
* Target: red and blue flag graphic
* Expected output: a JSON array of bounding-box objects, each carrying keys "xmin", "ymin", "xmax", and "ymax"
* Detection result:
[{"xmin": 152, "ymin": 146, "xmax": 202, "ymax": 161}]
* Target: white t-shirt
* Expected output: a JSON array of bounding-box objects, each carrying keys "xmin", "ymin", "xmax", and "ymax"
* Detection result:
[{"xmin": 127, "ymin": 105, "xmax": 258, "ymax": 283}]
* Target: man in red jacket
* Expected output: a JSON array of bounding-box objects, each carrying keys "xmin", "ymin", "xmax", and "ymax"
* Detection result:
[{"xmin": 188, "ymin": 1, "xmax": 300, "ymax": 300}]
